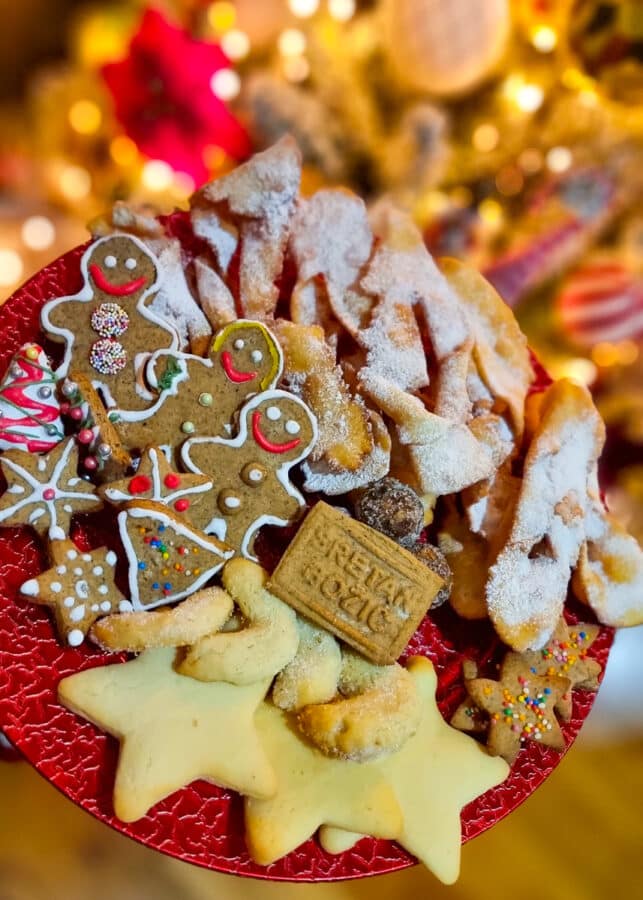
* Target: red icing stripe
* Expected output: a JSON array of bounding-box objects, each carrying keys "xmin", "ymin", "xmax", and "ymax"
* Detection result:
[
  {"xmin": 221, "ymin": 351, "xmax": 257, "ymax": 383},
  {"xmin": 89, "ymin": 264, "xmax": 147, "ymax": 297},
  {"xmin": 252, "ymin": 410, "xmax": 301, "ymax": 454}
]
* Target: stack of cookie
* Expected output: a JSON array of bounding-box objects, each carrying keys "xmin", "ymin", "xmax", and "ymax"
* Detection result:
[{"xmin": 0, "ymin": 139, "xmax": 641, "ymax": 885}]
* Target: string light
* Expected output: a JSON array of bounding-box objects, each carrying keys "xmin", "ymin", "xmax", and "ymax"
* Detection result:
[
  {"xmin": 110, "ymin": 135, "xmax": 138, "ymax": 167},
  {"xmin": 21, "ymin": 216, "xmax": 56, "ymax": 251},
  {"xmin": 553, "ymin": 357, "xmax": 597, "ymax": 386},
  {"xmin": 531, "ymin": 25, "xmax": 557, "ymax": 53},
  {"xmin": 546, "ymin": 146, "xmax": 572, "ymax": 173},
  {"xmin": 210, "ymin": 68, "xmax": 241, "ymax": 101},
  {"xmin": 278, "ymin": 28, "xmax": 307, "ymax": 57},
  {"xmin": 478, "ymin": 199, "xmax": 504, "ymax": 228},
  {"xmin": 142, "ymin": 160, "xmax": 174, "ymax": 192},
  {"xmin": 519, "ymin": 148, "xmax": 544, "ymax": 174},
  {"xmin": 68, "ymin": 100, "xmax": 102, "ymax": 135},
  {"xmin": 59, "ymin": 166, "xmax": 91, "ymax": 200},
  {"xmin": 0, "ymin": 249, "xmax": 24, "ymax": 287},
  {"xmin": 283, "ymin": 56, "xmax": 310, "ymax": 82},
  {"xmin": 288, "ymin": 0, "xmax": 319, "ymax": 17},
  {"xmin": 207, "ymin": 2, "xmax": 236, "ymax": 35},
  {"xmin": 328, "ymin": 0, "xmax": 356, "ymax": 21},
  {"xmin": 503, "ymin": 75, "xmax": 544, "ymax": 112},
  {"xmin": 221, "ymin": 29, "xmax": 250, "ymax": 60},
  {"xmin": 472, "ymin": 123, "xmax": 499, "ymax": 152},
  {"xmin": 174, "ymin": 172, "xmax": 196, "ymax": 197}
]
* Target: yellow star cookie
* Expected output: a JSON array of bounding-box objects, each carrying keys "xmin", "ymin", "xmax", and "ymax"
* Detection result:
[
  {"xmin": 244, "ymin": 703, "xmax": 403, "ymax": 865},
  {"xmin": 58, "ymin": 648, "xmax": 276, "ymax": 822},
  {"xmin": 320, "ymin": 658, "xmax": 510, "ymax": 885}
]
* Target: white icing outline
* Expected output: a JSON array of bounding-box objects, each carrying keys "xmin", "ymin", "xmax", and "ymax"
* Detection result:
[
  {"xmin": 117, "ymin": 506, "xmax": 234, "ymax": 610},
  {"xmin": 181, "ymin": 389, "xmax": 318, "ymax": 561},
  {"xmin": 0, "ymin": 438, "xmax": 98, "ymax": 540},
  {"xmin": 103, "ymin": 447, "xmax": 213, "ymax": 506},
  {"xmin": 40, "ymin": 234, "xmax": 181, "ymax": 417}
]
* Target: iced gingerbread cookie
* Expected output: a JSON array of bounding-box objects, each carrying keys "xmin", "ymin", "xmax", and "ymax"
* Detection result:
[
  {"xmin": 114, "ymin": 320, "xmax": 283, "ymax": 457},
  {"xmin": 0, "ymin": 437, "xmax": 102, "ymax": 542},
  {"xmin": 117, "ymin": 500, "xmax": 233, "ymax": 610},
  {"xmin": 20, "ymin": 540, "xmax": 128, "ymax": 647},
  {"xmin": 99, "ymin": 446, "xmax": 213, "ymax": 528},
  {"xmin": 182, "ymin": 390, "xmax": 317, "ymax": 558},
  {"xmin": 41, "ymin": 234, "xmax": 179, "ymax": 414},
  {"xmin": 0, "ymin": 344, "xmax": 64, "ymax": 453}
]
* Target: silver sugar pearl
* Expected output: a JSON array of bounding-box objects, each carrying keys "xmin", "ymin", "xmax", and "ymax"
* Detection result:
[
  {"xmin": 46, "ymin": 425, "xmax": 59, "ymax": 436},
  {"xmin": 38, "ymin": 386, "xmax": 53, "ymax": 399},
  {"xmin": 62, "ymin": 380, "xmax": 78, "ymax": 398},
  {"xmin": 10, "ymin": 364, "xmax": 22, "ymax": 378},
  {"xmin": 97, "ymin": 443, "xmax": 112, "ymax": 459}
]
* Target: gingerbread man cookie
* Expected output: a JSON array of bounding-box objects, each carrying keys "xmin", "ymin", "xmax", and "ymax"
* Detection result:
[
  {"xmin": 41, "ymin": 234, "xmax": 179, "ymax": 414},
  {"xmin": 114, "ymin": 320, "xmax": 283, "ymax": 458},
  {"xmin": 181, "ymin": 390, "xmax": 317, "ymax": 559}
]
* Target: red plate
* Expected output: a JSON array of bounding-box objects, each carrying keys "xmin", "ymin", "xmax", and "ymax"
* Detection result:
[{"xmin": 0, "ymin": 230, "xmax": 613, "ymax": 881}]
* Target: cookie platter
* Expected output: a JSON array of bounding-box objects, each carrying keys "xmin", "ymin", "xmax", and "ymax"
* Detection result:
[{"xmin": 0, "ymin": 140, "xmax": 633, "ymax": 883}]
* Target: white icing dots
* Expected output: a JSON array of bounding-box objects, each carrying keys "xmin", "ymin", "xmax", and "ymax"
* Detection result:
[
  {"xmin": 248, "ymin": 468, "xmax": 263, "ymax": 482},
  {"xmin": 38, "ymin": 459, "xmax": 47, "ymax": 472},
  {"xmin": 125, "ymin": 257, "xmax": 137, "ymax": 270},
  {"xmin": 98, "ymin": 585, "xmax": 109, "ymax": 596},
  {"xmin": 119, "ymin": 600, "xmax": 133, "ymax": 613},
  {"xmin": 63, "ymin": 504, "xmax": 73, "ymax": 513},
  {"xmin": 234, "ymin": 338, "xmax": 245, "ymax": 350},
  {"xmin": 70, "ymin": 605, "xmax": 86, "ymax": 623},
  {"xmin": 56, "ymin": 566, "xmax": 67, "ymax": 575},
  {"xmin": 67, "ymin": 549, "xmax": 78, "ymax": 560},
  {"xmin": 100, "ymin": 601, "xmax": 112, "ymax": 613},
  {"xmin": 251, "ymin": 350, "xmax": 263, "ymax": 363},
  {"xmin": 91, "ymin": 604, "xmax": 99, "ymax": 613},
  {"xmin": 20, "ymin": 579, "xmax": 39, "ymax": 597},
  {"xmin": 266, "ymin": 406, "xmax": 281, "ymax": 421},
  {"xmin": 67, "ymin": 629, "xmax": 84, "ymax": 647},
  {"xmin": 224, "ymin": 496, "xmax": 241, "ymax": 509},
  {"xmin": 64, "ymin": 597, "xmax": 75, "ymax": 608},
  {"xmin": 105, "ymin": 255, "xmax": 117, "ymax": 269},
  {"xmin": 75, "ymin": 580, "xmax": 89, "ymax": 599},
  {"xmin": 7, "ymin": 485, "xmax": 25, "ymax": 494},
  {"xmin": 82, "ymin": 554, "xmax": 92, "ymax": 562},
  {"xmin": 73, "ymin": 567, "xmax": 83, "ymax": 576},
  {"xmin": 92, "ymin": 566, "xmax": 104, "ymax": 576},
  {"xmin": 285, "ymin": 419, "xmax": 301, "ymax": 435},
  {"xmin": 50, "ymin": 582, "xmax": 62, "ymax": 594},
  {"xmin": 106, "ymin": 551, "xmax": 117, "ymax": 567},
  {"xmin": 49, "ymin": 526, "xmax": 66, "ymax": 541}
]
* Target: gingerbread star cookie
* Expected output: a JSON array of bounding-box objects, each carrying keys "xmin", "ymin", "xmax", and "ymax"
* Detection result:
[
  {"xmin": 20, "ymin": 540, "xmax": 128, "ymax": 647},
  {"xmin": 466, "ymin": 657, "xmax": 571, "ymax": 764},
  {"xmin": 58, "ymin": 647, "xmax": 276, "ymax": 822},
  {"xmin": 99, "ymin": 446, "xmax": 213, "ymax": 527},
  {"xmin": 114, "ymin": 320, "xmax": 283, "ymax": 457},
  {"xmin": 0, "ymin": 437, "xmax": 102, "ymax": 541},
  {"xmin": 41, "ymin": 234, "xmax": 179, "ymax": 414},
  {"xmin": 182, "ymin": 390, "xmax": 317, "ymax": 558}
]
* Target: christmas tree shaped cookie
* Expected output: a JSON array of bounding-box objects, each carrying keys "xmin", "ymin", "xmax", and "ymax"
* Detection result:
[
  {"xmin": 0, "ymin": 344, "xmax": 64, "ymax": 453},
  {"xmin": 117, "ymin": 499, "xmax": 233, "ymax": 610}
]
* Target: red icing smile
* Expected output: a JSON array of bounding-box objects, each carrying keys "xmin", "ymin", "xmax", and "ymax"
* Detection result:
[
  {"xmin": 252, "ymin": 411, "xmax": 301, "ymax": 454},
  {"xmin": 89, "ymin": 264, "xmax": 148, "ymax": 297},
  {"xmin": 221, "ymin": 351, "xmax": 258, "ymax": 384}
]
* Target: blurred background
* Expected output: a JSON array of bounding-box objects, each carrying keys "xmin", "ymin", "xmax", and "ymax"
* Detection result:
[{"xmin": 0, "ymin": 1, "xmax": 641, "ymax": 897}]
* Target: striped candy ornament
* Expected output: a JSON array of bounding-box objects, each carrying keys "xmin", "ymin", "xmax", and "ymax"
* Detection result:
[{"xmin": 556, "ymin": 258, "xmax": 643, "ymax": 349}]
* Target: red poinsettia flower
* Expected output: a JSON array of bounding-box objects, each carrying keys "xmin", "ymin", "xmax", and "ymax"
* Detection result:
[{"xmin": 102, "ymin": 8, "xmax": 251, "ymax": 184}]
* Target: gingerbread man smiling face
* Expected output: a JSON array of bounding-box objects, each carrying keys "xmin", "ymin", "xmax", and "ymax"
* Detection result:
[
  {"xmin": 181, "ymin": 390, "xmax": 317, "ymax": 558},
  {"xmin": 115, "ymin": 320, "xmax": 283, "ymax": 459},
  {"xmin": 41, "ymin": 234, "xmax": 179, "ymax": 414}
]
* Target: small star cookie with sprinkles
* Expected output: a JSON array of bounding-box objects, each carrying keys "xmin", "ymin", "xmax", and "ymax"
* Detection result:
[
  {"xmin": 99, "ymin": 446, "xmax": 214, "ymax": 527},
  {"xmin": 465, "ymin": 657, "xmax": 571, "ymax": 764},
  {"xmin": 20, "ymin": 540, "xmax": 128, "ymax": 647},
  {"xmin": 0, "ymin": 437, "xmax": 102, "ymax": 541}
]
